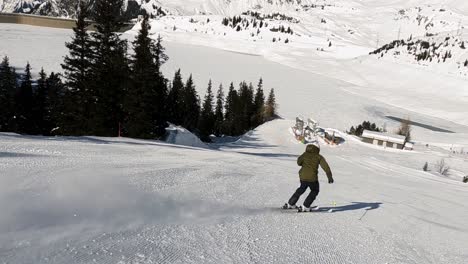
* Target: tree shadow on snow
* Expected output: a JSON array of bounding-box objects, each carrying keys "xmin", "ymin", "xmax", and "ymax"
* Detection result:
[
  {"xmin": 0, "ymin": 133, "xmax": 205, "ymax": 152},
  {"xmin": 212, "ymin": 133, "xmax": 278, "ymax": 150}
]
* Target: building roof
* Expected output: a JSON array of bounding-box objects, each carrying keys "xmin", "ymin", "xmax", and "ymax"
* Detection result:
[{"xmin": 361, "ymin": 130, "xmax": 406, "ymax": 145}]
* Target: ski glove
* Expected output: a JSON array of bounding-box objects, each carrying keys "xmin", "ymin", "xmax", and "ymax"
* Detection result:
[{"xmin": 328, "ymin": 178, "xmax": 334, "ymax": 184}]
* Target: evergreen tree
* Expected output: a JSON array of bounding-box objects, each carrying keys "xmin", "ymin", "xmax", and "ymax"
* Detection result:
[
  {"xmin": 224, "ymin": 83, "xmax": 239, "ymax": 135},
  {"xmin": 33, "ymin": 68, "xmax": 48, "ymax": 134},
  {"xmin": 214, "ymin": 84, "xmax": 224, "ymax": 136},
  {"xmin": 16, "ymin": 63, "xmax": 34, "ymax": 134},
  {"xmin": 253, "ymin": 78, "xmax": 265, "ymax": 127},
  {"xmin": 0, "ymin": 56, "xmax": 17, "ymax": 132},
  {"xmin": 152, "ymin": 39, "xmax": 168, "ymax": 137},
  {"xmin": 166, "ymin": 69, "xmax": 184, "ymax": 125},
  {"xmin": 238, "ymin": 81, "xmax": 255, "ymax": 132},
  {"xmin": 181, "ymin": 75, "xmax": 200, "ymax": 131},
  {"xmin": 61, "ymin": 1, "xmax": 93, "ymax": 135},
  {"xmin": 125, "ymin": 14, "xmax": 167, "ymax": 139},
  {"xmin": 44, "ymin": 72, "xmax": 65, "ymax": 135},
  {"xmin": 154, "ymin": 35, "xmax": 169, "ymax": 72},
  {"xmin": 264, "ymin": 88, "xmax": 277, "ymax": 121},
  {"xmin": 198, "ymin": 80, "xmax": 215, "ymax": 141},
  {"xmin": 90, "ymin": 0, "xmax": 130, "ymax": 136}
]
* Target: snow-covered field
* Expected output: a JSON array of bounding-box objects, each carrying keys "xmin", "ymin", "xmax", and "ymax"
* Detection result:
[{"xmin": 2, "ymin": 0, "xmax": 468, "ymax": 262}]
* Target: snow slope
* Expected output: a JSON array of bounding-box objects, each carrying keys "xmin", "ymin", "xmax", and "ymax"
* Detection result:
[
  {"xmin": 1, "ymin": 3, "xmax": 468, "ymax": 262},
  {"xmin": 1, "ymin": 120, "xmax": 468, "ymax": 263}
]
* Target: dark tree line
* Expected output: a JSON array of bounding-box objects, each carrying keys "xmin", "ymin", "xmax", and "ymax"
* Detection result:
[
  {"xmin": 0, "ymin": 58, "xmax": 64, "ymax": 135},
  {"xmin": 370, "ymin": 36, "xmax": 461, "ymax": 64},
  {"xmin": 197, "ymin": 78, "xmax": 277, "ymax": 141},
  {"xmin": 348, "ymin": 121, "xmax": 383, "ymax": 137},
  {"xmin": 0, "ymin": 0, "xmax": 279, "ymax": 142}
]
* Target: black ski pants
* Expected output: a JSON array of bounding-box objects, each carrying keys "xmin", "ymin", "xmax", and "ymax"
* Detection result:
[{"xmin": 288, "ymin": 180, "xmax": 320, "ymax": 208}]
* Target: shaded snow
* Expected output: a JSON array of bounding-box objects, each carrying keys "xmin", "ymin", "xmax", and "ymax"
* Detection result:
[{"xmin": 164, "ymin": 124, "xmax": 208, "ymax": 148}]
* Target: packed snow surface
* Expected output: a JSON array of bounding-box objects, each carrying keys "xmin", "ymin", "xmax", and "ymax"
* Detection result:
[{"xmin": 1, "ymin": 120, "xmax": 468, "ymax": 263}]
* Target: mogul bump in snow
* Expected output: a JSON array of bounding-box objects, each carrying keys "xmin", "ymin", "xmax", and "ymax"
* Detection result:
[{"xmin": 283, "ymin": 142, "xmax": 334, "ymax": 212}]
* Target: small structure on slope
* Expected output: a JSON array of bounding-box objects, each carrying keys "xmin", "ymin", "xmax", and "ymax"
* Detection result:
[
  {"xmin": 361, "ymin": 130, "xmax": 413, "ymax": 150},
  {"xmin": 291, "ymin": 117, "xmax": 344, "ymax": 146}
]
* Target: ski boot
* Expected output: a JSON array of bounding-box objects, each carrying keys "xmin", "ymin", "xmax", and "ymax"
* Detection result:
[
  {"xmin": 282, "ymin": 203, "xmax": 298, "ymax": 210},
  {"xmin": 297, "ymin": 205, "xmax": 311, "ymax": 212}
]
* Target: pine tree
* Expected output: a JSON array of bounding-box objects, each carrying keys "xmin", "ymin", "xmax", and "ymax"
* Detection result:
[
  {"xmin": 90, "ymin": 0, "xmax": 130, "ymax": 136},
  {"xmin": 16, "ymin": 63, "xmax": 34, "ymax": 134},
  {"xmin": 198, "ymin": 80, "xmax": 216, "ymax": 141},
  {"xmin": 154, "ymin": 35, "xmax": 169, "ymax": 72},
  {"xmin": 214, "ymin": 84, "xmax": 224, "ymax": 136},
  {"xmin": 264, "ymin": 88, "xmax": 277, "ymax": 121},
  {"xmin": 247, "ymin": 82, "xmax": 256, "ymax": 127},
  {"xmin": 224, "ymin": 82, "xmax": 239, "ymax": 135},
  {"xmin": 166, "ymin": 69, "xmax": 184, "ymax": 125},
  {"xmin": 44, "ymin": 72, "xmax": 64, "ymax": 135},
  {"xmin": 60, "ymin": 1, "xmax": 93, "ymax": 135},
  {"xmin": 33, "ymin": 68, "xmax": 48, "ymax": 134},
  {"xmin": 152, "ymin": 37, "xmax": 168, "ymax": 137},
  {"xmin": 237, "ymin": 82, "xmax": 248, "ymax": 132},
  {"xmin": 182, "ymin": 75, "xmax": 200, "ymax": 131},
  {"xmin": 0, "ymin": 56, "xmax": 17, "ymax": 132},
  {"xmin": 124, "ymin": 14, "xmax": 167, "ymax": 139},
  {"xmin": 253, "ymin": 78, "xmax": 265, "ymax": 127}
]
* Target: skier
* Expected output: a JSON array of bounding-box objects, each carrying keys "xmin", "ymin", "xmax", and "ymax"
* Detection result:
[{"xmin": 283, "ymin": 142, "xmax": 334, "ymax": 212}]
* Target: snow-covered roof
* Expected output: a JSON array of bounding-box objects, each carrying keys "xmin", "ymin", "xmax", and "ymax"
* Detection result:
[{"xmin": 361, "ymin": 130, "xmax": 406, "ymax": 145}]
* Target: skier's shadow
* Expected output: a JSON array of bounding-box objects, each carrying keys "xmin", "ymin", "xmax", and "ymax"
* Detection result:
[{"xmin": 314, "ymin": 202, "xmax": 382, "ymax": 213}]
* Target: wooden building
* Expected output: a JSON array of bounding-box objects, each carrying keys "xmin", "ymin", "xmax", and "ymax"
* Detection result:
[{"xmin": 361, "ymin": 130, "xmax": 413, "ymax": 150}]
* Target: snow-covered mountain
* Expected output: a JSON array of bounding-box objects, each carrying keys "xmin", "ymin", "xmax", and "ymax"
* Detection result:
[
  {"xmin": 2, "ymin": 0, "xmax": 468, "ymax": 78},
  {"xmin": 0, "ymin": 0, "xmax": 144, "ymax": 18},
  {"xmin": 3, "ymin": 0, "xmax": 468, "ymax": 78}
]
